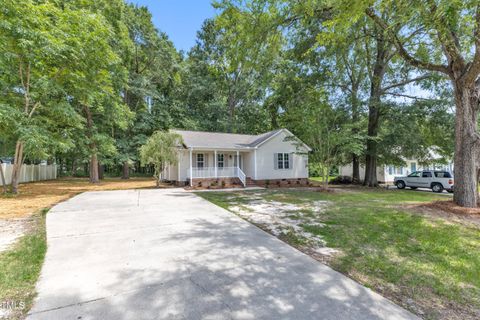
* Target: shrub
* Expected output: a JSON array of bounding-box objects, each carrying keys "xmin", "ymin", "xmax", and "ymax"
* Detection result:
[{"xmin": 330, "ymin": 175, "xmax": 353, "ymax": 185}]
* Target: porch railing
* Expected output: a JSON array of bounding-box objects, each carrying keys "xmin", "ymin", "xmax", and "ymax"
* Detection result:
[{"xmin": 189, "ymin": 166, "xmax": 246, "ymax": 186}]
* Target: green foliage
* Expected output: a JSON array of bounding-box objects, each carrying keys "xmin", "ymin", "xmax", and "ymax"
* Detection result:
[{"xmin": 139, "ymin": 131, "xmax": 183, "ymax": 184}]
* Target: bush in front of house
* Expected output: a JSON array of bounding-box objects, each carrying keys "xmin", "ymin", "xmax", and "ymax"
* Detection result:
[{"xmin": 330, "ymin": 175, "xmax": 353, "ymax": 185}]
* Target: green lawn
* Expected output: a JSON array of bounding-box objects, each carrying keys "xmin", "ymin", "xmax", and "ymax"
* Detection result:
[
  {"xmin": 0, "ymin": 208, "xmax": 48, "ymax": 320},
  {"xmin": 309, "ymin": 176, "xmax": 337, "ymax": 183},
  {"xmin": 198, "ymin": 188, "xmax": 480, "ymax": 320}
]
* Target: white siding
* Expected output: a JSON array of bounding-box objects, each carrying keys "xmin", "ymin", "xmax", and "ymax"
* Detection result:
[
  {"xmin": 242, "ymin": 152, "xmax": 254, "ymax": 178},
  {"xmin": 339, "ymin": 164, "xmax": 386, "ymax": 183},
  {"xmin": 254, "ymin": 130, "xmax": 309, "ymax": 180}
]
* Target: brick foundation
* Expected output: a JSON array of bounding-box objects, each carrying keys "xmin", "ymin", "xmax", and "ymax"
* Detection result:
[
  {"xmin": 251, "ymin": 178, "xmax": 309, "ymax": 188},
  {"xmin": 178, "ymin": 177, "xmax": 310, "ymax": 189},
  {"xmin": 186, "ymin": 177, "xmax": 243, "ymax": 189}
]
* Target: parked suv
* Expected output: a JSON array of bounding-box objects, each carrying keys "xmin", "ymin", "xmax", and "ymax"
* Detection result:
[{"xmin": 394, "ymin": 170, "xmax": 454, "ymax": 193}]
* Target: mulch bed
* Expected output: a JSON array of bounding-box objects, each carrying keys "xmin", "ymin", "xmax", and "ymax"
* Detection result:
[
  {"xmin": 425, "ymin": 200, "xmax": 480, "ymax": 216},
  {"xmin": 408, "ymin": 200, "xmax": 480, "ymax": 228}
]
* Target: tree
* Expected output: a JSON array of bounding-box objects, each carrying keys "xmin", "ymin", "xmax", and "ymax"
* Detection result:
[
  {"xmin": 0, "ymin": 0, "xmax": 82, "ymax": 193},
  {"xmin": 59, "ymin": 2, "xmax": 132, "ymax": 183},
  {"xmin": 139, "ymin": 131, "xmax": 183, "ymax": 187},
  {"xmin": 214, "ymin": 0, "xmax": 432, "ymax": 186},
  {"xmin": 357, "ymin": 0, "xmax": 480, "ymax": 206},
  {"xmin": 117, "ymin": 4, "xmax": 181, "ymax": 179}
]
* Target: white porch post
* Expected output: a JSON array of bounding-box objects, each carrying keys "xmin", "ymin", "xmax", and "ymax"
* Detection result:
[
  {"xmin": 189, "ymin": 148, "xmax": 193, "ymax": 187},
  {"xmin": 214, "ymin": 150, "xmax": 217, "ymax": 178},
  {"xmin": 254, "ymin": 149, "xmax": 257, "ymax": 180},
  {"xmin": 236, "ymin": 150, "xmax": 239, "ymax": 174}
]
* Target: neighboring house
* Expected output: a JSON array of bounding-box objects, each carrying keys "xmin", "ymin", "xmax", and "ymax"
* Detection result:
[
  {"xmin": 162, "ymin": 129, "xmax": 311, "ymax": 187},
  {"xmin": 339, "ymin": 158, "xmax": 454, "ymax": 183}
]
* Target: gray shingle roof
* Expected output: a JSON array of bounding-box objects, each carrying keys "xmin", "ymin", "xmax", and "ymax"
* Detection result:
[{"xmin": 171, "ymin": 129, "xmax": 283, "ymax": 149}]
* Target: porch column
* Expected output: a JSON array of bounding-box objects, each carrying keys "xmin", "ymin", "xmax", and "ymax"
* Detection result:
[
  {"xmin": 236, "ymin": 150, "xmax": 239, "ymax": 173},
  {"xmin": 214, "ymin": 150, "xmax": 217, "ymax": 178},
  {"xmin": 189, "ymin": 148, "xmax": 193, "ymax": 187},
  {"xmin": 254, "ymin": 149, "xmax": 257, "ymax": 180}
]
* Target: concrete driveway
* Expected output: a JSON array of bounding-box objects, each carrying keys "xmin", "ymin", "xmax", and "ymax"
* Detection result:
[{"xmin": 28, "ymin": 189, "xmax": 418, "ymax": 320}]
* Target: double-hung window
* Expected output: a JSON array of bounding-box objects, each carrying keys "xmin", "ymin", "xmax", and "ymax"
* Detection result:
[
  {"xmin": 276, "ymin": 153, "xmax": 291, "ymax": 170},
  {"xmin": 217, "ymin": 154, "xmax": 224, "ymax": 168},
  {"xmin": 196, "ymin": 154, "xmax": 204, "ymax": 168}
]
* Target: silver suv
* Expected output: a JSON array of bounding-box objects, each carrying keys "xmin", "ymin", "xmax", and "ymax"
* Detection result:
[{"xmin": 394, "ymin": 170, "xmax": 454, "ymax": 193}]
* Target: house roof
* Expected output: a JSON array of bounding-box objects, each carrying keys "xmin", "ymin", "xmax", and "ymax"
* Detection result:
[{"xmin": 171, "ymin": 129, "xmax": 308, "ymax": 150}]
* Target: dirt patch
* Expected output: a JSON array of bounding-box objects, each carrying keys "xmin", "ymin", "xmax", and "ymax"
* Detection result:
[
  {"xmin": 0, "ymin": 177, "xmax": 160, "ymax": 219},
  {"xmin": 0, "ymin": 218, "xmax": 34, "ymax": 253},
  {"xmin": 407, "ymin": 200, "xmax": 480, "ymax": 228},
  {"xmin": 226, "ymin": 193, "xmax": 340, "ymax": 258}
]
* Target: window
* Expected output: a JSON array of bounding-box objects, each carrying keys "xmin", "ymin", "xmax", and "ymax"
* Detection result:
[
  {"xmin": 422, "ymin": 171, "xmax": 432, "ymax": 178},
  {"xmin": 410, "ymin": 162, "xmax": 417, "ymax": 173},
  {"xmin": 396, "ymin": 167, "xmax": 403, "ymax": 175},
  {"xmin": 388, "ymin": 166, "xmax": 394, "ymax": 175},
  {"xmin": 434, "ymin": 171, "xmax": 452, "ymax": 178},
  {"xmin": 217, "ymin": 154, "xmax": 224, "ymax": 168},
  {"xmin": 276, "ymin": 153, "xmax": 291, "ymax": 170},
  {"xmin": 408, "ymin": 172, "xmax": 421, "ymax": 177},
  {"xmin": 196, "ymin": 154, "xmax": 204, "ymax": 168}
]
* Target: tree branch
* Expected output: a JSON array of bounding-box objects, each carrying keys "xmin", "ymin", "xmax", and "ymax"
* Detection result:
[
  {"xmin": 384, "ymin": 92, "xmax": 439, "ymax": 101},
  {"xmin": 365, "ymin": 7, "xmax": 450, "ymax": 75},
  {"xmin": 28, "ymin": 102, "xmax": 40, "ymax": 118},
  {"xmin": 463, "ymin": 4, "xmax": 480, "ymax": 85},
  {"xmin": 381, "ymin": 73, "xmax": 432, "ymax": 92}
]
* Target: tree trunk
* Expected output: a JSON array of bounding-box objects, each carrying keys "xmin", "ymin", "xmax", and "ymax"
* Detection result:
[
  {"xmin": 71, "ymin": 158, "xmax": 77, "ymax": 177},
  {"xmin": 122, "ymin": 161, "xmax": 130, "ymax": 179},
  {"xmin": 452, "ymin": 84, "xmax": 479, "ymax": 207},
  {"xmin": 10, "ymin": 141, "xmax": 24, "ymax": 194},
  {"xmin": 350, "ymin": 84, "xmax": 361, "ymax": 184},
  {"xmin": 364, "ymin": 28, "xmax": 388, "ymax": 187},
  {"xmin": 83, "ymin": 105, "xmax": 99, "ymax": 183},
  {"xmin": 89, "ymin": 154, "xmax": 99, "ymax": 183},
  {"xmin": 98, "ymin": 162, "xmax": 104, "ymax": 180},
  {"xmin": 364, "ymin": 102, "xmax": 380, "ymax": 187},
  {"xmin": 352, "ymin": 155, "xmax": 360, "ymax": 183}
]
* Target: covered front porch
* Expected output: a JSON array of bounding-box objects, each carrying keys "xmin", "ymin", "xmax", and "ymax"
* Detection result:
[{"xmin": 187, "ymin": 149, "xmax": 251, "ymax": 187}]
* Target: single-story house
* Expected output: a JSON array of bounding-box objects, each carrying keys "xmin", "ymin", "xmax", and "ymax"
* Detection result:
[
  {"xmin": 161, "ymin": 129, "xmax": 311, "ymax": 187},
  {"xmin": 339, "ymin": 158, "xmax": 454, "ymax": 183}
]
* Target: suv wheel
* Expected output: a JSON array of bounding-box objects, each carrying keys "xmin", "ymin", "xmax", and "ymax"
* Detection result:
[
  {"xmin": 432, "ymin": 183, "xmax": 444, "ymax": 193},
  {"xmin": 396, "ymin": 180, "xmax": 406, "ymax": 189}
]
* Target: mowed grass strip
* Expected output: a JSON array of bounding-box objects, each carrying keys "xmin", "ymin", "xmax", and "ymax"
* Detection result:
[
  {"xmin": 198, "ymin": 188, "xmax": 480, "ymax": 319},
  {"xmin": 0, "ymin": 208, "xmax": 48, "ymax": 320}
]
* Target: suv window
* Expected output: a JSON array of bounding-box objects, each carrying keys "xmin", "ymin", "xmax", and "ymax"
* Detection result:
[
  {"xmin": 422, "ymin": 172, "xmax": 432, "ymax": 178},
  {"xmin": 434, "ymin": 171, "xmax": 452, "ymax": 178},
  {"xmin": 408, "ymin": 172, "xmax": 421, "ymax": 177}
]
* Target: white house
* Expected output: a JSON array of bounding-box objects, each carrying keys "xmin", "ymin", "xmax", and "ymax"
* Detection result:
[
  {"xmin": 339, "ymin": 158, "xmax": 454, "ymax": 183},
  {"xmin": 162, "ymin": 129, "xmax": 311, "ymax": 187}
]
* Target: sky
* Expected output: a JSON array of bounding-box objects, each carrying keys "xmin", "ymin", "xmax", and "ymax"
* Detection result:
[{"xmin": 128, "ymin": 0, "xmax": 217, "ymax": 52}]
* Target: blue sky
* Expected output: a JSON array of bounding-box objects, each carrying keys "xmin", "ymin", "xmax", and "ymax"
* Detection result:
[{"xmin": 128, "ymin": 0, "xmax": 217, "ymax": 52}]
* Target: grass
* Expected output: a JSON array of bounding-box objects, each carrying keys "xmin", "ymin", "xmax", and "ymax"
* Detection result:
[
  {"xmin": 0, "ymin": 208, "xmax": 48, "ymax": 320},
  {"xmin": 309, "ymin": 176, "xmax": 337, "ymax": 183},
  {"xmin": 0, "ymin": 177, "xmax": 158, "ymax": 219},
  {"xmin": 198, "ymin": 188, "xmax": 480, "ymax": 320}
]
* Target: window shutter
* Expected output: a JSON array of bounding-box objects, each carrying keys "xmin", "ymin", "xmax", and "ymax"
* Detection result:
[
  {"xmin": 274, "ymin": 153, "xmax": 278, "ymax": 169},
  {"xmin": 289, "ymin": 153, "xmax": 293, "ymax": 169},
  {"xmin": 205, "ymin": 154, "xmax": 208, "ymax": 167}
]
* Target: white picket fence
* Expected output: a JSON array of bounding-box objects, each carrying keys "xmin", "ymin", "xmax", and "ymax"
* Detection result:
[{"xmin": 0, "ymin": 163, "xmax": 57, "ymax": 186}]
